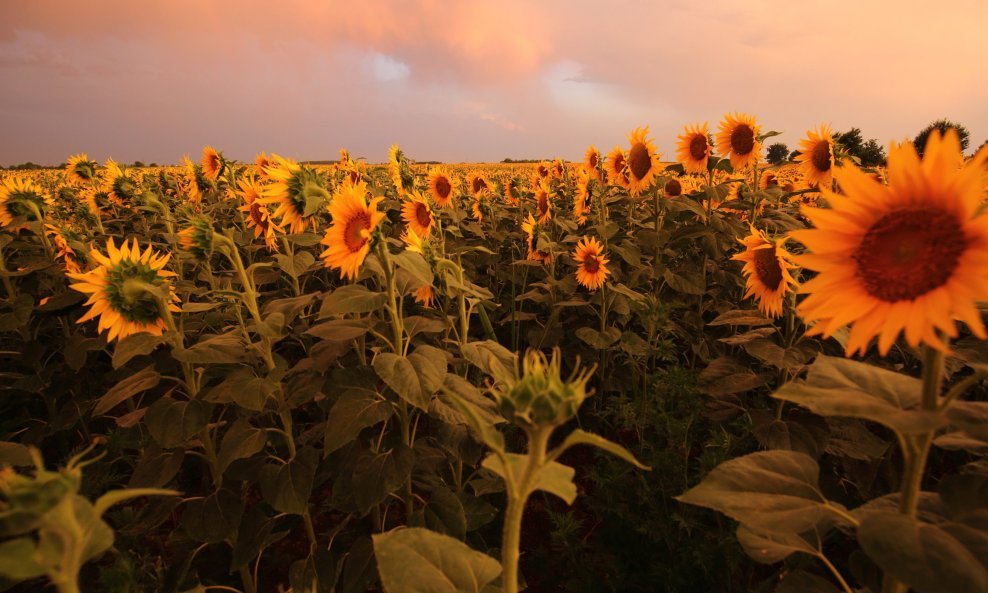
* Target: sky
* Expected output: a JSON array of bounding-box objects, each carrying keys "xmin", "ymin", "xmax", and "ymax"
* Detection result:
[{"xmin": 2, "ymin": 0, "xmax": 987, "ymax": 166}]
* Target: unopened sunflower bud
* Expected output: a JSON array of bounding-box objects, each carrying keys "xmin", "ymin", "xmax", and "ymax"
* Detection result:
[{"xmin": 498, "ymin": 349, "xmax": 594, "ymax": 428}]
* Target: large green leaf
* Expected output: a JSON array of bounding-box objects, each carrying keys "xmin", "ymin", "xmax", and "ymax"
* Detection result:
[
  {"xmin": 259, "ymin": 447, "xmax": 319, "ymax": 515},
  {"xmin": 145, "ymin": 397, "xmax": 209, "ymax": 449},
  {"xmin": 676, "ymin": 450, "xmax": 845, "ymax": 534},
  {"xmin": 93, "ymin": 365, "xmax": 160, "ymax": 416},
  {"xmin": 372, "ymin": 527, "xmax": 501, "ymax": 593},
  {"xmin": 323, "ymin": 389, "xmax": 394, "ymax": 455},
  {"xmin": 737, "ymin": 524, "xmax": 819, "ymax": 564},
  {"xmin": 482, "ymin": 453, "xmax": 577, "ymax": 503},
  {"xmin": 374, "ymin": 353, "xmax": 431, "ymax": 411},
  {"xmin": 319, "ymin": 285, "xmax": 387, "ymax": 317},
  {"xmin": 553, "ymin": 429, "xmax": 650, "ymax": 470},
  {"xmin": 460, "ymin": 340, "xmax": 517, "ymax": 387}
]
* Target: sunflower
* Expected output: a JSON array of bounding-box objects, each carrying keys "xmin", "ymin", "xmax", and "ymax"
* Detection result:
[
  {"xmin": 181, "ymin": 156, "xmax": 213, "ymax": 206},
  {"xmin": 67, "ymin": 238, "xmax": 180, "ymax": 342},
  {"xmin": 732, "ymin": 226, "xmax": 797, "ymax": 318},
  {"xmin": 402, "ymin": 191, "xmax": 434, "ymax": 237},
  {"xmin": 401, "ymin": 228, "xmax": 437, "ymax": 307},
  {"xmin": 797, "ymin": 125, "xmax": 835, "ymax": 188},
  {"xmin": 471, "ymin": 192, "xmax": 487, "ymax": 221},
  {"xmin": 676, "ymin": 123, "xmax": 712, "ymax": 174},
  {"xmin": 573, "ymin": 236, "xmax": 610, "ymax": 291},
  {"xmin": 201, "ymin": 146, "xmax": 224, "ymax": 181},
  {"xmin": 716, "ymin": 113, "xmax": 762, "ymax": 171},
  {"xmin": 790, "ymin": 130, "xmax": 988, "ymax": 356},
  {"xmin": 103, "ymin": 159, "xmax": 139, "ymax": 205},
  {"xmin": 320, "ymin": 181, "xmax": 385, "ymax": 280},
  {"xmin": 388, "ymin": 144, "xmax": 415, "ymax": 196},
  {"xmin": 468, "ymin": 172, "xmax": 492, "ymax": 197},
  {"xmin": 427, "ymin": 166, "xmax": 457, "ymax": 208},
  {"xmin": 65, "ymin": 154, "xmax": 97, "ymax": 185},
  {"xmin": 260, "ymin": 155, "xmax": 329, "ymax": 234},
  {"xmin": 551, "ymin": 159, "xmax": 566, "ymax": 179},
  {"xmin": 237, "ymin": 175, "xmax": 283, "ymax": 250},
  {"xmin": 574, "ymin": 168, "xmax": 591, "ymax": 225},
  {"xmin": 255, "ymin": 152, "xmax": 274, "ymax": 181},
  {"xmin": 503, "ymin": 176, "xmax": 520, "ymax": 205},
  {"xmin": 605, "ymin": 146, "xmax": 631, "ymax": 189},
  {"xmin": 46, "ymin": 224, "xmax": 82, "ymax": 274},
  {"xmin": 522, "ymin": 213, "xmax": 551, "ymax": 265},
  {"xmin": 759, "ymin": 170, "xmax": 780, "ymax": 190},
  {"xmin": 584, "ymin": 146, "xmax": 602, "ymax": 182},
  {"xmin": 626, "ymin": 126, "xmax": 662, "ymax": 196},
  {"xmin": 177, "ymin": 215, "xmax": 215, "ymax": 261},
  {"xmin": 0, "ymin": 177, "xmax": 50, "ymax": 227},
  {"xmin": 664, "ymin": 177, "xmax": 683, "ymax": 198},
  {"xmin": 534, "ymin": 182, "xmax": 553, "ymax": 223},
  {"xmin": 536, "ymin": 161, "xmax": 551, "ymax": 180}
]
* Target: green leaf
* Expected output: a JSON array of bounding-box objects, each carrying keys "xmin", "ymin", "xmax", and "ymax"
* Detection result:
[
  {"xmin": 203, "ymin": 368, "xmax": 279, "ymax": 411},
  {"xmin": 460, "ymin": 340, "xmax": 517, "ymax": 387},
  {"xmin": 676, "ymin": 450, "xmax": 844, "ymax": 534},
  {"xmin": 306, "ymin": 318, "xmax": 373, "ymax": 341},
  {"xmin": 858, "ymin": 513, "xmax": 988, "ymax": 593},
  {"xmin": 374, "ymin": 353, "xmax": 431, "ymax": 411},
  {"xmin": 217, "ymin": 419, "xmax": 267, "ymax": 476},
  {"xmin": 482, "ymin": 453, "xmax": 577, "ymax": 504},
  {"xmin": 372, "ymin": 527, "xmax": 501, "ymax": 593},
  {"xmin": 663, "ymin": 269, "xmax": 705, "ymax": 295},
  {"xmin": 93, "ymin": 365, "xmax": 161, "ymax": 416},
  {"xmin": 276, "ymin": 250, "xmax": 315, "ymax": 278},
  {"xmin": 0, "ymin": 538, "xmax": 46, "ymax": 580},
  {"xmin": 772, "ymin": 355, "xmax": 943, "ymax": 435},
  {"xmin": 323, "ymin": 389, "xmax": 393, "ymax": 455},
  {"xmin": 351, "ymin": 446, "xmax": 414, "ymax": 515},
  {"xmin": 180, "ymin": 488, "xmax": 244, "ymax": 544},
  {"xmin": 392, "ymin": 250, "xmax": 434, "ymax": 287},
  {"xmin": 736, "ymin": 524, "xmax": 819, "ymax": 564},
  {"xmin": 145, "ymin": 397, "xmax": 209, "ymax": 448},
  {"xmin": 112, "ymin": 333, "xmax": 168, "ymax": 368},
  {"xmin": 553, "ymin": 429, "xmax": 650, "ymax": 470},
  {"xmin": 319, "ymin": 285, "xmax": 388, "ymax": 317},
  {"xmin": 575, "ymin": 326, "xmax": 621, "ymax": 350},
  {"xmin": 172, "ymin": 332, "xmax": 246, "ymax": 365},
  {"xmin": 408, "ymin": 345, "xmax": 448, "ymax": 396},
  {"xmin": 698, "ymin": 356, "xmax": 770, "ymax": 396},
  {"xmin": 259, "ymin": 447, "xmax": 319, "ymax": 515}
]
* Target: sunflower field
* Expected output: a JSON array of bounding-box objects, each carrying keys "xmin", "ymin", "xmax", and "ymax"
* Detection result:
[{"xmin": 1, "ymin": 118, "xmax": 988, "ymax": 593}]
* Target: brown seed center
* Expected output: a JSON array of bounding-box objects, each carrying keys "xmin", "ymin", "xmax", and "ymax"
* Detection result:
[
  {"xmin": 665, "ymin": 179, "xmax": 682, "ymax": 197},
  {"xmin": 584, "ymin": 256, "xmax": 600, "ymax": 274},
  {"xmin": 689, "ymin": 135, "xmax": 708, "ymax": 162},
  {"xmin": 472, "ymin": 177, "xmax": 487, "ymax": 194},
  {"xmin": 811, "ymin": 140, "xmax": 832, "ymax": 173},
  {"xmin": 249, "ymin": 203, "xmax": 268, "ymax": 230},
  {"xmin": 537, "ymin": 192, "xmax": 549, "ymax": 217},
  {"xmin": 589, "ymin": 153, "xmax": 599, "ymax": 169},
  {"xmin": 414, "ymin": 202, "xmax": 432, "ymax": 229},
  {"xmin": 434, "ymin": 176, "xmax": 452, "ymax": 199},
  {"xmin": 343, "ymin": 212, "xmax": 371, "ymax": 252},
  {"xmin": 852, "ymin": 208, "xmax": 966, "ymax": 302},
  {"xmin": 753, "ymin": 244, "xmax": 783, "ymax": 291},
  {"xmin": 731, "ymin": 124, "xmax": 755, "ymax": 155},
  {"xmin": 628, "ymin": 142, "xmax": 652, "ymax": 180}
]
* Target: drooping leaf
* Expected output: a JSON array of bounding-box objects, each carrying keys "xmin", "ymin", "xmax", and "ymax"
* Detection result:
[
  {"xmin": 372, "ymin": 527, "xmax": 501, "ymax": 593},
  {"xmin": 374, "ymin": 353, "xmax": 430, "ymax": 411}
]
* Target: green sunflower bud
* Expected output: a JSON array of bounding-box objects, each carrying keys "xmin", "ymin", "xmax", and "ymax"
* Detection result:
[{"xmin": 497, "ymin": 349, "xmax": 594, "ymax": 429}]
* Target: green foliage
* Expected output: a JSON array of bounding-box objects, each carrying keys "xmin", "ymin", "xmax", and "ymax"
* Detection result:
[
  {"xmin": 766, "ymin": 143, "xmax": 790, "ymax": 165},
  {"xmin": 914, "ymin": 118, "xmax": 971, "ymax": 156}
]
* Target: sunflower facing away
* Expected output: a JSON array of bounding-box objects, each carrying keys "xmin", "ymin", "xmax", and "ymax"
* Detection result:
[
  {"xmin": 401, "ymin": 228, "xmax": 437, "ymax": 307},
  {"xmin": 502, "ymin": 176, "xmax": 520, "ymax": 205},
  {"xmin": 574, "ymin": 168, "xmax": 591, "ymax": 225},
  {"xmin": 605, "ymin": 146, "xmax": 631, "ymax": 189},
  {"xmin": 522, "ymin": 213, "xmax": 551, "ymax": 265},
  {"xmin": 676, "ymin": 124, "xmax": 712, "ymax": 174},
  {"xmin": 797, "ymin": 125, "xmax": 835, "ymax": 188},
  {"xmin": 255, "ymin": 152, "xmax": 274, "ymax": 181},
  {"xmin": 626, "ymin": 127, "xmax": 662, "ymax": 196},
  {"xmin": 790, "ymin": 130, "xmax": 988, "ymax": 355},
  {"xmin": 664, "ymin": 177, "xmax": 683, "ymax": 198},
  {"xmin": 427, "ymin": 166, "xmax": 457, "ymax": 208},
  {"xmin": 104, "ymin": 159, "xmax": 139, "ymax": 205},
  {"xmin": 261, "ymin": 155, "xmax": 330, "ymax": 234},
  {"xmin": 584, "ymin": 146, "xmax": 602, "ymax": 182},
  {"xmin": 732, "ymin": 226, "xmax": 797, "ymax": 318},
  {"xmin": 201, "ymin": 146, "xmax": 224, "ymax": 181},
  {"xmin": 388, "ymin": 145, "xmax": 415, "ymax": 196},
  {"xmin": 65, "ymin": 153, "xmax": 98, "ymax": 185},
  {"xmin": 0, "ymin": 177, "xmax": 50, "ymax": 227},
  {"xmin": 237, "ymin": 175, "xmax": 283, "ymax": 250},
  {"xmin": 402, "ymin": 191, "xmax": 434, "ymax": 237},
  {"xmin": 320, "ymin": 181, "xmax": 385, "ymax": 281},
  {"xmin": 716, "ymin": 113, "xmax": 762, "ymax": 171},
  {"xmin": 574, "ymin": 236, "xmax": 610, "ymax": 291},
  {"xmin": 178, "ymin": 215, "xmax": 216, "ymax": 261},
  {"xmin": 67, "ymin": 238, "xmax": 180, "ymax": 342}
]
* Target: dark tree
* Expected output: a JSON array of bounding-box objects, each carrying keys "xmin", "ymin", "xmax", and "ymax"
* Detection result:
[
  {"xmin": 859, "ymin": 139, "xmax": 887, "ymax": 167},
  {"xmin": 833, "ymin": 128, "xmax": 864, "ymax": 155},
  {"xmin": 765, "ymin": 143, "xmax": 789, "ymax": 165},
  {"xmin": 913, "ymin": 119, "xmax": 970, "ymax": 156},
  {"xmin": 789, "ymin": 150, "xmax": 801, "ymax": 161}
]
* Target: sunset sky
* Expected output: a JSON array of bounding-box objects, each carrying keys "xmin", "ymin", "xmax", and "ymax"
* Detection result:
[{"xmin": 2, "ymin": 0, "xmax": 986, "ymax": 166}]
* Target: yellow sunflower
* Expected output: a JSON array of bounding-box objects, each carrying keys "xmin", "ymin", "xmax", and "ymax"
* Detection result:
[
  {"xmin": 260, "ymin": 155, "xmax": 329, "ymax": 234},
  {"xmin": 663, "ymin": 177, "xmax": 683, "ymax": 198},
  {"xmin": 503, "ymin": 176, "xmax": 520, "ymax": 205},
  {"xmin": 626, "ymin": 126, "xmax": 662, "ymax": 196},
  {"xmin": 402, "ymin": 191, "xmax": 434, "ymax": 237},
  {"xmin": 65, "ymin": 154, "xmax": 97, "ymax": 185},
  {"xmin": 574, "ymin": 168, "xmax": 591, "ymax": 225},
  {"xmin": 46, "ymin": 224, "xmax": 82, "ymax": 274},
  {"xmin": 676, "ymin": 123, "xmax": 712, "ymax": 174},
  {"xmin": 732, "ymin": 226, "xmax": 797, "ymax": 318},
  {"xmin": 522, "ymin": 213, "xmax": 551, "ymax": 265},
  {"xmin": 103, "ymin": 159, "xmax": 139, "ymax": 205},
  {"xmin": 177, "ymin": 215, "xmax": 215, "ymax": 261},
  {"xmin": 427, "ymin": 166, "xmax": 457, "ymax": 208},
  {"xmin": 320, "ymin": 181, "xmax": 385, "ymax": 281},
  {"xmin": 67, "ymin": 238, "xmax": 180, "ymax": 342},
  {"xmin": 584, "ymin": 146, "xmax": 602, "ymax": 182},
  {"xmin": 536, "ymin": 161, "xmax": 551, "ymax": 180},
  {"xmin": 759, "ymin": 170, "xmax": 780, "ymax": 190},
  {"xmin": 237, "ymin": 175, "xmax": 283, "ymax": 250},
  {"xmin": 790, "ymin": 130, "xmax": 988, "ymax": 356},
  {"xmin": 574, "ymin": 236, "xmax": 610, "ymax": 291},
  {"xmin": 472, "ymin": 192, "xmax": 487, "ymax": 222},
  {"xmin": 468, "ymin": 172, "xmax": 492, "ymax": 197},
  {"xmin": 201, "ymin": 146, "xmax": 224, "ymax": 181},
  {"xmin": 551, "ymin": 158, "xmax": 566, "ymax": 179},
  {"xmin": 797, "ymin": 125, "xmax": 835, "ymax": 188},
  {"xmin": 605, "ymin": 146, "xmax": 631, "ymax": 189},
  {"xmin": 534, "ymin": 182, "xmax": 553, "ymax": 223},
  {"xmin": 255, "ymin": 152, "xmax": 274, "ymax": 181},
  {"xmin": 388, "ymin": 144, "xmax": 415, "ymax": 196},
  {"xmin": 716, "ymin": 113, "xmax": 762, "ymax": 171},
  {"xmin": 0, "ymin": 177, "xmax": 50, "ymax": 227}
]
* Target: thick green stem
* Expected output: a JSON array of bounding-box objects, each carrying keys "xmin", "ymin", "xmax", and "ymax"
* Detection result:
[{"xmin": 501, "ymin": 427, "xmax": 551, "ymax": 593}]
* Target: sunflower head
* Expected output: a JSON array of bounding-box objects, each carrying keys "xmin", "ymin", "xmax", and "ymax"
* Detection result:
[
  {"xmin": 468, "ymin": 172, "xmax": 491, "ymax": 197},
  {"xmin": 261, "ymin": 156, "xmax": 329, "ymax": 234},
  {"xmin": 0, "ymin": 177, "xmax": 51, "ymax": 227},
  {"xmin": 402, "ymin": 191, "xmax": 434, "ymax": 238},
  {"xmin": 605, "ymin": 146, "xmax": 631, "ymax": 189},
  {"xmin": 201, "ymin": 146, "xmax": 225, "ymax": 181},
  {"xmin": 797, "ymin": 125, "xmax": 835, "ymax": 188},
  {"xmin": 46, "ymin": 223, "xmax": 84, "ymax": 274},
  {"xmin": 534, "ymin": 182, "xmax": 553, "ymax": 223},
  {"xmin": 732, "ymin": 226, "xmax": 796, "ymax": 318},
  {"xmin": 427, "ymin": 166, "xmax": 457, "ymax": 208},
  {"xmin": 67, "ymin": 238, "xmax": 180, "ymax": 342},
  {"xmin": 584, "ymin": 146, "xmax": 602, "ymax": 182},
  {"xmin": 626, "ymin": 126, "xmax": 661, "ymax": 196},
  {"xmin": 104, "ymin": 159, "xmax": 140, "ymax": 204},
  {"xmin": 791, "ymin": 129, "xmax": 988, "ymax": 355},
  {"xmin": 65, "ymin": 154, "xmax": 98, "ymax": 185},
  {"xmin": 574, "ymin": 168, "xmax": 591, "ymax": 225},
  {"xmin": 676, "ymin": 123, "xmax": 712, "ymax": 174},
  {"xmin": 178, "ymin": 215, "xmax": 216, "ymax": 260},
  {"xmin": 388, "ymin": 144, "xmax": 415, "ymax": 196},
  {"xmin": 716, "ymin": 113, "xmax": 762, "ymax": 171},
  {"xmin": 496, "ymin": 348, "xmax": 594, "ymax": 429},
  {"xmin": 574, "ymin": 235, "xmax": 610, "ymax": 291},
  {"xmin": 551, "ymin": 159, "xmax": 566, "ymax": 179},
  {"xmin": 536, "ymin": 162, "xmax": 551, "ymax": 180},
  {"xmin": 664, "ymin": 177, "xmax": 683, "ymax": 198},
  {"xmin": 237, "ymin": 175, "xmax": 282, "ymax": 250},
  {"xmin": 502, "ymin": 176, "xmax": 520, "ymax": 205},
  {"xmin": 759, "ymin": 170, "xmax": 780, "ymax": 190},
  {"xmin": 255, "ymin": 152, "xmax": 274, "ymax": 180},
  {"xmin": 320, "ymin": 181, "xmax": 386, "ymax": 281}
]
